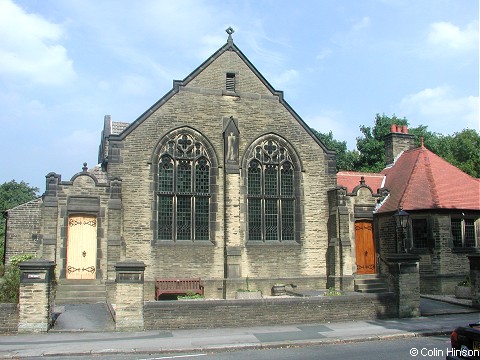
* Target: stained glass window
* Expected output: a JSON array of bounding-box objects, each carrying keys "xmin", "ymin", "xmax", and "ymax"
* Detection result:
[
  {"xmin": 246, "ymin": 138, "xmax": 296, "ymax": 242},
  {"xmin": 157, "ymin": 132, "xmax": 211, "ymax": 241}
]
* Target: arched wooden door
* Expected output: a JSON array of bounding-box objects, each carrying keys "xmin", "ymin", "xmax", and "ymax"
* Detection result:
[
  {"xmin": 66, "ymin": 215, "xmax": 97, "ymax": 279},
  {"xmin": 355, "ymin": 221, "xmax": 376, "ymax": 274}
]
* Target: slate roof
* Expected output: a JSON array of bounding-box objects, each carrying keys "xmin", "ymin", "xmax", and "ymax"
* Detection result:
[
  {"xmin": 336, "ymin": 171, "xmax": 385, "ymax": 194},
  {"xmin": 376, "ymin": 145, "xmax": 480, "ymax": 213}
]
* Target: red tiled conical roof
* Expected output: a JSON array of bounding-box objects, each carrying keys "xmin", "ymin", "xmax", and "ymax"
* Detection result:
[{"xmin": 376, "ymin": 145, "xmax": 480, "ymax": 213}]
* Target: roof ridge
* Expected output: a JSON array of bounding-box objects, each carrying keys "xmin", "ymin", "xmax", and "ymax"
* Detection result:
[
  {"xmin": 397, "ymin": 150, "xmax": 422, "ymax": 209},
  {"xmin": 422, "ymin": 148, "xmax": 440, "ymax": 207}
]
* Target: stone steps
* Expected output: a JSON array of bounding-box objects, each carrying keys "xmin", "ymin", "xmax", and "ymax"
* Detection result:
[
  {"xmin": 354, "ymin": 275, "xmax": 390, "ymax": 294},
  {"xmin": 55, "ymin": 279, "xmax": 107, "ymax": 304}
]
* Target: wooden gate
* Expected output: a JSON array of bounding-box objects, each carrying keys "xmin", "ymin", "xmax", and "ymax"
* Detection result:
[
  {"xmin": 66, "ymin": 215, "xmax": 97, "ymax": 280},
  {"xmin": 355, "ymin": 221, "xmax": 376, "ymax": 275}
]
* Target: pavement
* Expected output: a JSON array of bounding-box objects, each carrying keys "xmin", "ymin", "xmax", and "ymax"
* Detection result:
[{"xmin": 0, "ymin": 296, "xmax": 479, "ymax": 359}]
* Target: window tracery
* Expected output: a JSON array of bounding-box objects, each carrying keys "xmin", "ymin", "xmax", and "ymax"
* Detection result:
[
  {"xmin": 157, "ymin": 132, "xmax": 210, "ymax": 241},
  {"xmin": 246, "ymin": 138, "xmax": 296, "ymax": 242}
]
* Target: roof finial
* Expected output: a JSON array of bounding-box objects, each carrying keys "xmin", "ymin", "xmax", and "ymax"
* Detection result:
[
  {"xmin": 82, "ymin": 162, "xmax": 88, "ymax": 172},
  {"xmin": 420, "ymin": 137, "xmax": 425, "ymax": 148},
  {"xmin": 226, "ymin": 27, "xmax": 235, "ymax": 44}
]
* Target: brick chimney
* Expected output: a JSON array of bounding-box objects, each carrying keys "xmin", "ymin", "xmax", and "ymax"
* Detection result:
[{"xmin": 384, "ymin": 124, "xmax": 416, "ymax": 165}]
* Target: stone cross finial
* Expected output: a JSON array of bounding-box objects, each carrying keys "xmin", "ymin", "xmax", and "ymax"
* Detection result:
[{"xmin": 226, "ymin": 27, "xmax": 234, "ymax": 43}]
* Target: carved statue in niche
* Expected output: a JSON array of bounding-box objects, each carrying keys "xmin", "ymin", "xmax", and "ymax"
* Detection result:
[
  {"xmin": 223, "ymin": 116, "xmax": 239, "ymax": 173},
  {"xmin": 227, "ymin": 132, "xmax": 236, "ymax": 161}
]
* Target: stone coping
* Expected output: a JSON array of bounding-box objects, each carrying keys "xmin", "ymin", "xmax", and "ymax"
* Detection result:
[{"xmin": 421, "ymin": 294, "xmax": 472, "ymax": 307}]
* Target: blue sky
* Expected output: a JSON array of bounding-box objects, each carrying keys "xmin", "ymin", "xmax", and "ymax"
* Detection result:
[{"xmin": 0, "ymin": 0, "xmax": 478, "ymax": 192}]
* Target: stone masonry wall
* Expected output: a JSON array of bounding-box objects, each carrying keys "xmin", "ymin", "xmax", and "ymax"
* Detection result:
[
  {"xmin": 43, "ymin": 172, "xmax": 111, "ymax": 280},
  {"xmin": 376, "ymin": 212, "xmax": 472, "ymax": 295},
  {"xmin": 4, "ymin": 198, "xmax": 42, "ymax": 264},
  {"xmin": 144, "ymin": 293, "xmax": 396, "ymax": 330},
  {"xmin": 107, "ymin": 47, "xmax": 336, "ymax": 294},
  {"xmin": 18, "ymin": 282, "xmax": 51, "ymax": 332},
  {"xmin": 0, "ymin": 304, "xmax": 18, "ymax": 334}
]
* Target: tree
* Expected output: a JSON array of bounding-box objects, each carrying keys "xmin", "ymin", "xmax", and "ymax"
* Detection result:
[
  {"xmin": 355, "ymin": 114, "xmax": 408, "ymax": 172},
  {"xmin": 311, "ymin": 129, "xmax": 359, "ymax": 171},
  {"xmin": 0, "ymin": 180, "xmax": 39, "ymax": 263},
  {"xmin": 315, "ymin": 114, "xmax": 479, "ymax": 178},
  {"xmin": 446, "ymin": 129, "xmax": 480, "ymax": 177}
]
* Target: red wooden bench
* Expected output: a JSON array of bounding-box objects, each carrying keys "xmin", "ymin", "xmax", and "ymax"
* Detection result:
[{"xmin": 155, "ymin": 278, "xmax": 204, "ymax": 300}]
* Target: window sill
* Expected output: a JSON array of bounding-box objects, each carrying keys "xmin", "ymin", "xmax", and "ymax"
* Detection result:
[
  {"xmin": 246, "ymin": 240, "xmax": 300, "ymax": 246},
  {"xmin": 152, "ymin": 240, "xmax": 215, "ymax": 246},
  {"xmin": 451, "ymin": 247, "xmax": 480, "ymax": 254},
  {"xmin": 409, "ymin": 248, "xmax": 434, "ymax": 255}
]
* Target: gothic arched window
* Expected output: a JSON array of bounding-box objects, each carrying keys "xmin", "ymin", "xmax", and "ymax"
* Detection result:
[
  {"xmin": 246, "ymin": 138, "xmax": 297, "ymax": 242},
  {"xmin": 157, "ymin": 132, "xmax": 211, "ymax": 241}
]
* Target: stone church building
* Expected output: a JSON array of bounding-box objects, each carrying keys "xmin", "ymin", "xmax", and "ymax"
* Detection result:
[{"xmin": 4, "ymin": 31, "xmax": 479, "ymax": 300}]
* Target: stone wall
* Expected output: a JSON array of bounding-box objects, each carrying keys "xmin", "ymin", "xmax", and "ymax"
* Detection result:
[
  {"xmin": 4, "ymin": 198, "xmax": 42, "ymax": 264},
  {"xmin": 376, "ymin": 212, "xmax": 472, "ymax": 295},
  {"xmin": 144, "ymin": 293, "xmax": 396, "ymax": 330},
  {"xmin": 0, "ymin": 304, "xmax": 18, "ymax": 334},
  {"xmin": 106, "ymin": 46, "xmax": 336, "ymax": 295}
]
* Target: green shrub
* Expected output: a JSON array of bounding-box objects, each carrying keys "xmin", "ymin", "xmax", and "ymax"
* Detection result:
[
  {"xmin": 177, "ymin": 290, "xmax": 205, "ymax": 300},
  {"xmin": 323, "ymin": 287, "xmax": 344, "ymax": 296},
  {"xmin": 0, "ymin": 254, "xmax": 35, "ymax": 303},
  {"xmin": 458, "ymin": 274, "xmax": 471, "ymax": 287}
]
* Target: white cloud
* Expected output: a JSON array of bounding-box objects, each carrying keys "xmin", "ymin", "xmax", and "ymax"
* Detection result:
[
  {"xmin": 118, "ymin": 75, "xmax": 153, "ymax": 96},
  {"xmin": 0, "ymin": 0, "xmax": 76, "ymax": 85},
  {"xmin": 305, "ymin": 110, "xmax": 357, "ymax": 149},
  {"xmin": 269, "ymin": 69, "xmax": 299, "ymax": 89},
  {"xmin": 352, "ymin": 16, "xmax": 371, "ymax": 32},
  {"xmin": 56, "ymin": 129, "xmax": 98, "ymax": 156},
  {"xmin": 399, "ymin": 85, "xmax": 479, "ymax": 133},
  {"xmin": 427, "ymin": 21, "xmax": 478, "ymax": 52},
  {"xmin": 316, "ymin": 48, "xmax": 333, "ymax": 60}
]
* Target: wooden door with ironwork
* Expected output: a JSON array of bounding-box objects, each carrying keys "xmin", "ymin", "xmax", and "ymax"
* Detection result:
[
  {"xmin": 66, "ymin": 215, "xmax": 97, "ymax": 279},
  {"xmin": 355, "ymin": 221, "xmax": 376, "ymax": 274}
]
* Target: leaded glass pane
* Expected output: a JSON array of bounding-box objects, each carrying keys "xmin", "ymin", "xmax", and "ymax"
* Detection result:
[
  {"xmin": 281, "ymin": 162, "xmax": 294, "ymax": 196},
  {"xmin": 158, "ymin": 196, "xmax": 173, "ymax": 239},
  {"xmin": 177, "ymin": 160, "xmax": 191, "ymax": 193},
  {"xmin": 248, "ymin": 199, "xmax": 262, "ymax": 240},
  {"xmin": 451, "ymin": 218, "xmax": 462, "ymax": 247},
  {"xmin": 248, "ymin": 161, "xmax": 261, "ymax": 195},
  {"xmin": 177, "ymin": 196, "xmax": 191, "ymax": 240},
  {"xmin": 195, "ymin": 197, "xmax": 209, "ymax": 240},
  {"xmin": 412, "ymin": 219, "xmax": 428, "ymax": 248},
  {"xmin": 157, "ymin": 131, "xmax": 213, "ymax": 242},
  {"xmin": 195, "ymin": 158, "xmax": 209, "ymax": 194},
  {"xmin": 265, "ymin": 199, "xmax": 278, "ymax": 240},
  {"xmin": 281, "ymin": 199, "xmax": 295, "ymax": 241},
  {"xmin": 158, "ymin": 156, "xmax": 174, "ymax": 192},
  {"xmin": 265, "ymin": 165, "xmax": 278, "ymax": 196},
  {"xmin": 465, "ymin": 219, "xmax": 476, "ymax": 247}
]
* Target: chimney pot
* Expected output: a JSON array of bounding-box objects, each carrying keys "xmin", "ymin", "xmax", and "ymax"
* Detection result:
[
  {"xmin": 390, "ymin": 124, "xmax": 397, "ymax": 133},
  {"xmin": 402, "ymin": 125, "xmax": 408, "ymax": 134}
]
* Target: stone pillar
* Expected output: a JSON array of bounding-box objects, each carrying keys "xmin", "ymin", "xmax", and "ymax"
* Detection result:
[
  {"xmin": 107, "ymin": 178, "xmax": 122, "ymax": 278},
  {"xmin": 18, "ymin": 259, "xmax": 55, "ymax": 333},
  {"xmin": 387, "ymin": 254, "xmax": 420, "ymax": 318},
  {"xmin": 468, "ymin": 254, "xmax": 480, "ymax": 309},
  {"xmin": 223, "ymin": 117, "xmax": 242, "ymax": 297},
  {"xmin": 41, "ymin": 173, "xmax": 60, "ymax": 264},
  {"xmin": 115, "ymin": 261, "xmax": 146, "ymax": 331},
  {"xmin": 327, "ymin": 187, "xmax": 354, "ymax": 291}
]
